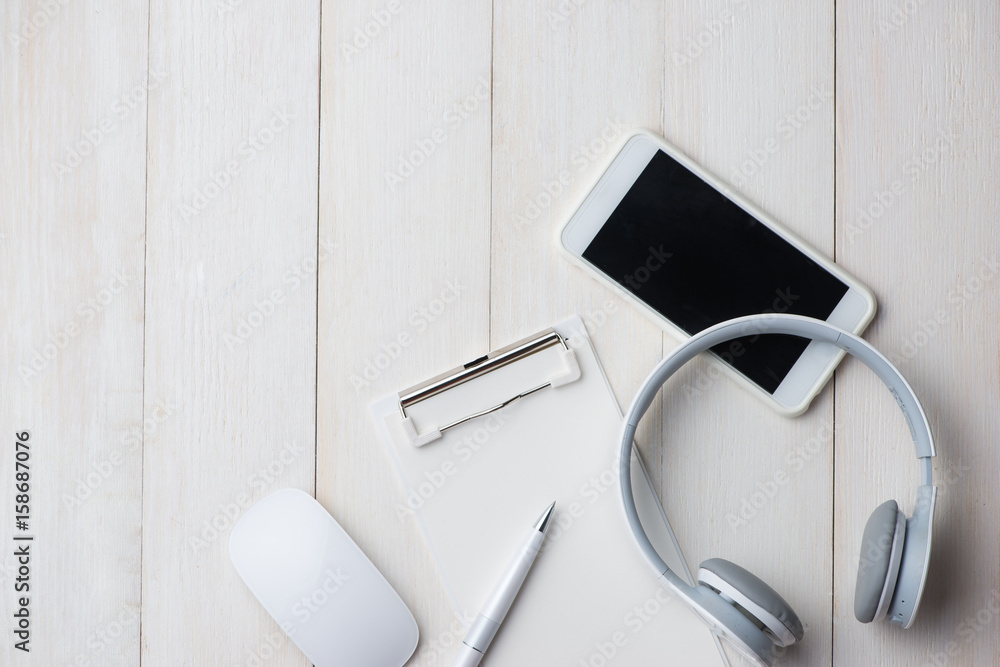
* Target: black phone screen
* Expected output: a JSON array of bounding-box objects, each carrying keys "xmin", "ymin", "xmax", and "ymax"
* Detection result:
[{"xmin": 582, "ymin": 149, "xmax": 848, "ymax": 394}]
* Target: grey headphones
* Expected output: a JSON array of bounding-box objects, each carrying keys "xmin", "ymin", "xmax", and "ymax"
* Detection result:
[{"xmin": 618, "ymin": 314, "xmax": 936, "ymax": 666}]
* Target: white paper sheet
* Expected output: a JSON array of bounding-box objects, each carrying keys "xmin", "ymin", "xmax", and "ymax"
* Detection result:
[{"xmin": 372, "ymin": 316, "xmax": 726, "ymax": 666}]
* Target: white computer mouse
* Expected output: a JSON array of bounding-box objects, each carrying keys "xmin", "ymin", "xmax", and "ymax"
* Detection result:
[{"xmin": 229, "ymin": 488, "xmax": 419, "ymax": 667}]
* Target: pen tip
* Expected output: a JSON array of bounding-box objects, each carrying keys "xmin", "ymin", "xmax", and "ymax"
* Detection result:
[{"xmin": 534, "ymin": 501, "xmax": 556, "ymax": 533}]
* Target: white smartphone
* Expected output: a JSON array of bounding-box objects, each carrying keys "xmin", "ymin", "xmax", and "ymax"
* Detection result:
[{"xmin": 559, "ymin": 130, "xmax": 876, "ymax": 416}]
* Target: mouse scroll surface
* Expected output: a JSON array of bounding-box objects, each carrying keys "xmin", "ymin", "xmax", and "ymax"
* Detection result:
[{"xmin": 229, "ymin": 489, "xmax": 418, "ymax": 667}]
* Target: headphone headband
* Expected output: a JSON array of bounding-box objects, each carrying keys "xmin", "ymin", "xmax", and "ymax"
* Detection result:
[{"xmin": 619, "ymin": 314, "xmax": 936, "ymax": 577}]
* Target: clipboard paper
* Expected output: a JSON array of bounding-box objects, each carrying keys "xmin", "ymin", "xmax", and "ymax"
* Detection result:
[{"xmin": 371, "ymin": 316, "xmax": 725, "ymax": 666}]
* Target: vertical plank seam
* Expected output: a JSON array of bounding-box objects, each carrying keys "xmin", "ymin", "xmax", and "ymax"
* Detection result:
[
  {"xmin": 660, "ymin": 0, "xmax": 666, "ymax": 130},
  {"xmin": 659, "ymin": 0, "xmax": 667, "ymax": 551},
  {"xmin": 139, "ymin": 0, "xmax": 153, "ymax": 662},
  {"xmin": 831, "ymin": 1, "xmax": 838, "ymax": 664},
  {"xmin": 314, "ymin": 0, "xmax": 323, "ymax": 499},
  {"xmin": 488, "ymin": 0, "xmax": 495, "ymax": 349},
  {"xmin": 661, "ymin": 0, "xmax": 667, "ymax": 498}
]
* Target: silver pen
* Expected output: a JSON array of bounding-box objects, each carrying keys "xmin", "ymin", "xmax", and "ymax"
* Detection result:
[{"xmin": 450, "ymin": 502, "xmax": 556, "ymax": 666}]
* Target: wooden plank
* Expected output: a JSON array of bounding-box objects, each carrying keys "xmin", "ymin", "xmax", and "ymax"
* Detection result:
[
  {"xmin": 0, "ymin": 2, "xmax": 148, "ymax": 663},
  {"xmin": 490, "ymin": 1, "xmax": 665, "ymax": 426},
  {"xmin": 835, "ymin": 2, "xmax": 1000, "ymax": 664},
  {"xmin": 660, "ymin": 3, "xmax": 837, "ymax": 665},
  {"xmin": 8, "ymin": 2, "xmax": 996, "ymax": 666},
  {"xmin": 489, "ymin": 1, "xmax": 673, "ymax": 663},
  {"xmin": 141, "ymin": 1, "xmax": 319, "ymax": 663},
  {"xmin": 491, "ymin": 1, "xmax": 836, "ymax": 665},
  {"xmin": 317, "ymin": 0, "xmax": 493, "ymax": 663}
]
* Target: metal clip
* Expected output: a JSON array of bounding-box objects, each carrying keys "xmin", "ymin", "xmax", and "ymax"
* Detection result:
[{"xmin": 397, "ymin": 328, "xmax": 580, "ymax": 446}]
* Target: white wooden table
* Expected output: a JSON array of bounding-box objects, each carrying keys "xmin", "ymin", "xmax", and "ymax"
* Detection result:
[{"xmin": 3, "ymin": 1, "xmax": 998, "ymax": 665}]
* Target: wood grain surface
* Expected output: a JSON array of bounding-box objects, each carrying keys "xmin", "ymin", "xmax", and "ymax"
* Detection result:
[{"xmin": 1, "ymin": 1, "xmax": 997, "ymax": 665}]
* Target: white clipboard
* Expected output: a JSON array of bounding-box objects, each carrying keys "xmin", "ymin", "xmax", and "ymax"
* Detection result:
[{"xmin": 371, "ymin": 316, "xmax": 727, "ymax": 665}]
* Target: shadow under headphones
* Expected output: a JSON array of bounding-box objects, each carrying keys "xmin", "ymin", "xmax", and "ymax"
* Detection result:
[{"xmin": 618, "ymin": 314, "xmax": 937, "ymax": 666}]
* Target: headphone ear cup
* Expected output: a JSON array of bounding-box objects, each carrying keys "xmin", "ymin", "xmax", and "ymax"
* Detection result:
[
  {"xmin": 698, "ymin": 558, "xmax": 804, "ymax": 647},
  {"xmin": 855, "ymin": 500, "xmax": 907, "ymax": 623}
]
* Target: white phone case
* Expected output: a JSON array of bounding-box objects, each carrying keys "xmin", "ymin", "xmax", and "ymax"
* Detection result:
[{"xmin": 556, "ymin": 129, "xmax": 876, "ymax": 416}]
